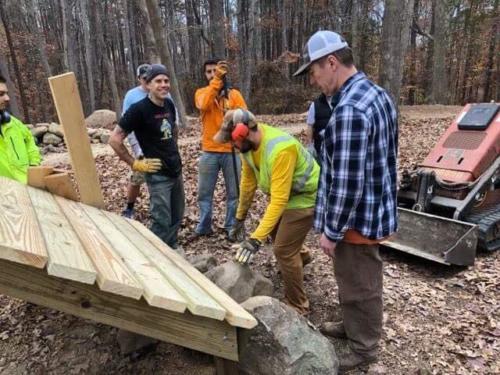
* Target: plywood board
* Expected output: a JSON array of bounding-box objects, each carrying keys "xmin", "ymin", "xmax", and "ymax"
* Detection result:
[
  {"xmin": 0, "ymin": 258, "xmax": 238, "ymax": 361},
  {"xmin": 0, "ymin": 178, "xmax": 47, "ymax": 268},
  {"xmin": 48, "ymin": 72, "xmax": 104, "ymax": 208},
  {"xmin": 27, "ymin": 187, "xmax": 96, "ymax": 284},
  {"xmin": 130, "ymin": 220, "xmax": 257, "ymax": 329},
  {"xmin": 55, "ymin": 196, "xmax": 143, "ymax": 299},
  {"xmin": 82, "ymin": 204, "xmax": 187, "ymax": 312},
  {"xmin": 106, "ymin": 212, "xmax": 226, "ymax": 320}
]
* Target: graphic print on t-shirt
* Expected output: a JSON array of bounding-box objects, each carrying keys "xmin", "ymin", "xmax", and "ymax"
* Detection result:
[{"xmin": 160, "ymin": 118, "xmax": 173, "ymax": 140}]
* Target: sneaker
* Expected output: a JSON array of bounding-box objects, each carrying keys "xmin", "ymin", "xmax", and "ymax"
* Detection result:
[
  {"xmin": 320, "ymin": 321, "xmax": 347, "ymax": 339},
  {"xmin": 122, "ymin": 207, "xmax": 134, "ymax": 219},
  {"xmin": 338, "ymin": 350, "xmax": 377, "ymax": 373}
]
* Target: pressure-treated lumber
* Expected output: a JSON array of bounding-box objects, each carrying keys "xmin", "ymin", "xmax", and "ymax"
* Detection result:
[
  {"xmin": 27, "ymin": 187, "xmax": 96, "ymax": 284},
  {"xmin": 82, "ymin": 204, "xmax": 187, "ymax": 312},
  {"xmin": 0, "ymin": 177, "xmax": 47, "ymax": 268},
  {"xmin": 48, "ymin": 72, "xmax": 104, "ymax": 208},
  {"xmin": 0, "ymin": 258, "xmax": 238, "ymax": 361},
  {"xmin": 106, "ymin": 212, "xmax": 226, "ymax": 320},
  {"xmin": 43, "ymin": 172, "xmax": 78, "ymax": 201},
  {"xmin": 130, "ymin": 220, "xmax": 258, "ymax": 329},
  {"xmin": 55, "ymin": 196, "xmax": 143, "ymax": 299},
  {"xmin": 27, "ymin": 166, "xmax": 54, "ymax": 189}
]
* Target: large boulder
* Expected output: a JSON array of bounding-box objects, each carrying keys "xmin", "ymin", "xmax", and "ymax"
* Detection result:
[
  {"xmin": 31, "ymin": 126, "xmax": 48, "ymax": 139},
  {"xmin": 85, "ymin": 109, "xmax": 117, "ymax": 130},
  {"xmin": 205, "ymin": 262, "xmax": 273, "ymax": 303},
  {"xmin": 48, "ymin": 122, "xmax": 64, "ymax": 138},
  {"xmin": 188, "ymin": 253, "xmax": 218, "ymax": 273},
  {"xmin": 240, "ymin": 296, "xmax": 339, "ymax": 375},
  {"xmin": 43, "ymin": 132, "xmax": 63, "ymax": 146}
]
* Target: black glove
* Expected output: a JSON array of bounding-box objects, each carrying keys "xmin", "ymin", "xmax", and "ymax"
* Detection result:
[
  {"xmin": 235, "ymin": 238, "xmax": 261, "ymax": 265},
  {"xmin": 228, "ymin": 219, "xmax": 245, "ymax": 242}
]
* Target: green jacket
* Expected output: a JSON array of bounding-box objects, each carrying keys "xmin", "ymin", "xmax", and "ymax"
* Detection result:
[{"xmin": 0, "ymin": 115, "xmax": 41, "ymax": 183}]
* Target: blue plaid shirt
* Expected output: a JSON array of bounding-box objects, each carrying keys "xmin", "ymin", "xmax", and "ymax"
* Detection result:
[{"xmin": 313, "ymin": 72, "xmax": 398, "ymax": 242}]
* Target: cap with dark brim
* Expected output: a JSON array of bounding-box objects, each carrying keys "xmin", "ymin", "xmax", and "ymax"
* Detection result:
[{"xmin": 293, "ymin": 61, "xmax": 313, "ymax": 77}]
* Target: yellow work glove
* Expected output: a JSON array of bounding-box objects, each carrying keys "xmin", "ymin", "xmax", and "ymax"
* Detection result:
[
  {"xmin": 233, "ymin": 238, "xmax": 261, "ymax": 265},
  {"xmin": 132, "ymin": 158, "xmax": 162, "ymax": 173},
  {"xmin": 215, "ymin": 61, "xmax": 229, "ymax": 80}
]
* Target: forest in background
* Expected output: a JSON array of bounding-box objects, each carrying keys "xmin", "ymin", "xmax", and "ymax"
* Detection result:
[{"xmin": 0, "ymin": 0, "xmax": 498, "ymax": 125}]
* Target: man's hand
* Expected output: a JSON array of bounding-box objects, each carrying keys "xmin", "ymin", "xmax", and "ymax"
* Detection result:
[
  {"xmin": 234, "ymin": 238, "xmax": 261, "ymax": 265},
  {"xmin": 320, "ymin": 233, "xmax": 336, "ymax": 258},
  {"xmin": 215, "ymin": 61, "xmax": 229, "ymax": 80},
  {"xmin": 228, "ymin": 219, "xmax": 245, "ymax": 242},
  {"xmin": 132, "ymin": 158, "xmax": 162, "ymax": 173}
]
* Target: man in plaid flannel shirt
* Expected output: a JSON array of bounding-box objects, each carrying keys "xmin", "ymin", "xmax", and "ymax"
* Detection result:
[{"xmin": 294, "ymin": 31, "xmax": 398, "ymax": 372}]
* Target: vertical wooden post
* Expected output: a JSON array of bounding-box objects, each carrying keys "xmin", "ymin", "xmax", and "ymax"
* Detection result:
[
  {"xmin": 48, "ymin": 72, "xmax": 105, "ymax": 208},
  {"xmin": 214, "ymin": 357, "xmax": 239, "ymax": 375}
]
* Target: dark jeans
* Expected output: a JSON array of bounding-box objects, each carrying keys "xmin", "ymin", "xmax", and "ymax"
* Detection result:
[
  {"xmin": 196, "ymin": 151, "xmax": 240, "ymax": 234},
  {"xmin": 334, "ymin": 242, "xmax": 383, "ymax": 357},
  {"xmin": 145, "ymin": 173, "xmax": 185, "ymax": 248}
]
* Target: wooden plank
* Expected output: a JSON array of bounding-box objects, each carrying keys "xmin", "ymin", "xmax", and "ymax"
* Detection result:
[
  {"xmin": 106, "ymin": 212, "xmax": 226, "ymax": 320},
  {"xmin": 130, "ymin": 220, "xmax": 258, "ymax": 329},
  {"xmin": 0, "ymin": 258, "xmax": 238, "ymax": 361},
  {"xmin": 55, "ymin": 196, "xmax": 143, "ymax": 299},
  {"xmin": 27, "ymin": 166, "xmax": 54, "ymax": 189},
  {"xmin": 82, "ymin": 204, "xmax": 187, "ymax": 312},
  {"xmin": 28, "ymin": 187, "xmax": 96, "ymax": 284},
  {"xmin": 43, "ymin": 172, "xmax": 79, "ymax": 201},
  {"xmin": 0, "ymin": 178, "xmax": 47, "ymax": 268},
  {"xmin": 48, "ymin": 72, "xmax": 104, "ymax": 208}
]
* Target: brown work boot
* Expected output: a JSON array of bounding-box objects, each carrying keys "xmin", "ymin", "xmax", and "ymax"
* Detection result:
[
  {"xmin": 320, "ymin": 321, "xmax": 347, "ymax": 338},
  {"xmin": 338, "ymin": 350, "xmax": 377, "ymax": 373}
]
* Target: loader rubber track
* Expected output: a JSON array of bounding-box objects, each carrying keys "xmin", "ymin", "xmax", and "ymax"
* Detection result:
[{"xmin": 466, "ymin": 205, "xmax": 500, "ymax": 251}]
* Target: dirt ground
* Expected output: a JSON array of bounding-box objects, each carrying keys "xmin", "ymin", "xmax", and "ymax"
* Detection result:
[{"xmin": 1, "ymin": 105, "xmax": 499, "ymax": 374}]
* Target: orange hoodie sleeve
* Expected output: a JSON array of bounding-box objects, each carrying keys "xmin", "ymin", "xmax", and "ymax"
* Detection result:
[{"xmin": 195, "ymin": 76, "xmax": 224, "ymax": 112}]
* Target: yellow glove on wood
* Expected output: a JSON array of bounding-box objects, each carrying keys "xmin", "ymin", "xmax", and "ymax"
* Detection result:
[{"xmin": 132, "ymin": 158, "xmax": 162, "ymax": 173}]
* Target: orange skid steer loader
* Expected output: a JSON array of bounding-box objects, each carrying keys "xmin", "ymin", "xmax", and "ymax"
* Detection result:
[{"xmin": 383, "ymin": 103, "xmax": 500, "ymax": 266}]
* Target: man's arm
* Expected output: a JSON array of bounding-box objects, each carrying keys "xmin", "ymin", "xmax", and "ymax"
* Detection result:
[
  {"xmin": 236, "ymin": 156, "xmax": 258, "ymax": 220},
  {"xmin": 22, "ymin": 125, "xmax": 41, "ymax": 166},
  {"xmin": 229, "ymin": 89, "xmax": 247, "ymax": 110},
  {"xmin": 109, "ymin": 125, "xmax": 134, "ymax": 167},
  {"xmin": 305, "ymin": 102, "xmax": 315, "ymax": 145},
  {"xmin": 195, "ymin": 78, "xmax": 224, "ymax": 112},
  {"xmin": 322, "ymin": 106, "xmax": 369, "ymax": 242},
  {"xmin": 250, "ymin": 146, "xmax": 297, "ymax": 242}
]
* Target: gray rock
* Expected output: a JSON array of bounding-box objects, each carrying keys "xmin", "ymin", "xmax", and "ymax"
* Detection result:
[
  {"xmin": 26, "ymin": 124, "xmax": 34, "ymax": 129},
  {"xmin": 48, "ymin": 122, "xmax": 64, "ymax": 137},
  {"xmin": 35, "ymin": 122, "xmax": 50, "ymax": 128},
  {"xmin": 31, "ymin": 126, "xmax": 48, "ymax": 138},
  {"xmin": 188, "ymin": 253, "xmax": 218, "ymax": 273},
  {"xmin": 205, "ymin": 262, "xmax": 273, "ymax": 303},
  {"xmin": 240, "ymin": 296, "xmax": 339, "ymax": 375},
  {"xmin": 100, "ymin": 132, "xmax": 110, "ymax": 144},
  {"xmin": 92, "ymin": 129, "xmax": 103, "ymax": 139},
  {"xmin": 87, "ymin": 128, "xmax": 98, "ymax": 137},
  {"xmin": 116, "ymin": 330, "xmax": 157, "ymax": 355},
  {"xmin": 43, "ymin": 132, "xmax": 63, "ymax": 145}
]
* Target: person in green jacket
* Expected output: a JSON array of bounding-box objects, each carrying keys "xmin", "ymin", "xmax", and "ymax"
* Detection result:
[{"xmin": 0, "ymin": 75, "xmax": 41, "ymax": 183}]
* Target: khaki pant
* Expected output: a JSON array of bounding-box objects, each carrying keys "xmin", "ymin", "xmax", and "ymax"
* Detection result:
[
  {"xmin": 334, "ymin": 242, "xmax": 383, "ymax": 356},
  {"xmin": 270, "ymin": 207, "xmax": 314, "ymax": 315}
]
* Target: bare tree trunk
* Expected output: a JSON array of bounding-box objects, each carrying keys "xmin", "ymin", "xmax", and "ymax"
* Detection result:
[
  {"xmin": 208, "ymin": 0, "xmax": 225, "ymax": 57},
  {"xmin": 0, "ymin": 50, "xmax": 20, "ymax": 117},
  {"xmin": 144, "ymin": 0, "xmax": 187, "ymax": 127},
  {"xmin": 137, "ymin": 0, "xmax": 161, "ymax": 63},
  {"xmin": 121, "ymin": 0, "xmax": 135, "ymax": 85},
  {"xmin": 186, "ymin": 0, "xmax": 201, "ymax": 82},
  {"xmin": 92, "ymin": 0, "xmax": 121, "ymax": 119},
  {"xmin": 378, "ymin": 0, "xmax": 415, "ymax": 109},
  {"xmin": 430, "ymin": 0, "xmax": 449, "ymax": 104},
  {"xmin": 482, "ymin": 0, "xmax": 498, "ymax": 101},
  {"xmin": 0, "ymin": 3, "xmax": 30, "ymax": 123},
  {"xmin": 81, "ymin": 1, "xmax": 96, "ymax": 113}
]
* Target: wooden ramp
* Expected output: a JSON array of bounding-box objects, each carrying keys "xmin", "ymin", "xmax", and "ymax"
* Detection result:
[{"xmin": 0, "ymin": 177, "xmax": 257, "ymax": 363}]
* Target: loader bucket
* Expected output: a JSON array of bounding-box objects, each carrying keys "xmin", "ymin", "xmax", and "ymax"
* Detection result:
[{"xmin": 381, "ymin": 208, "xmax": 478, "ymax": 266}]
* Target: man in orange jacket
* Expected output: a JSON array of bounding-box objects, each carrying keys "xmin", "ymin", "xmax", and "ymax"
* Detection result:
[{"xmin": 193, "ymin": 59, "xmax": 247, "ymax": 238}]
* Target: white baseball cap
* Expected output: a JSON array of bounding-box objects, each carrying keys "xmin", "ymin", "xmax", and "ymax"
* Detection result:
[{"xmin": 293, "ymin": 30, "xmax": 349, "ymax": 76}]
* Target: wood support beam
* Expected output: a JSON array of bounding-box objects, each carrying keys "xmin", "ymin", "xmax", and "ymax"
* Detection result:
[
  {"xmin": 0, "ymin": 258, "xmax": 238, "ymax": 361},
  {"xmin": 48, "ymin": 72, "xmax": 104, "ymax": 208}
]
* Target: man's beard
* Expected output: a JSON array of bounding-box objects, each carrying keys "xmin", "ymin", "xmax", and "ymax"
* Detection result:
[{"xmin": 239, "ymin": 139, "xmax": 255, "ymax": 153}]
